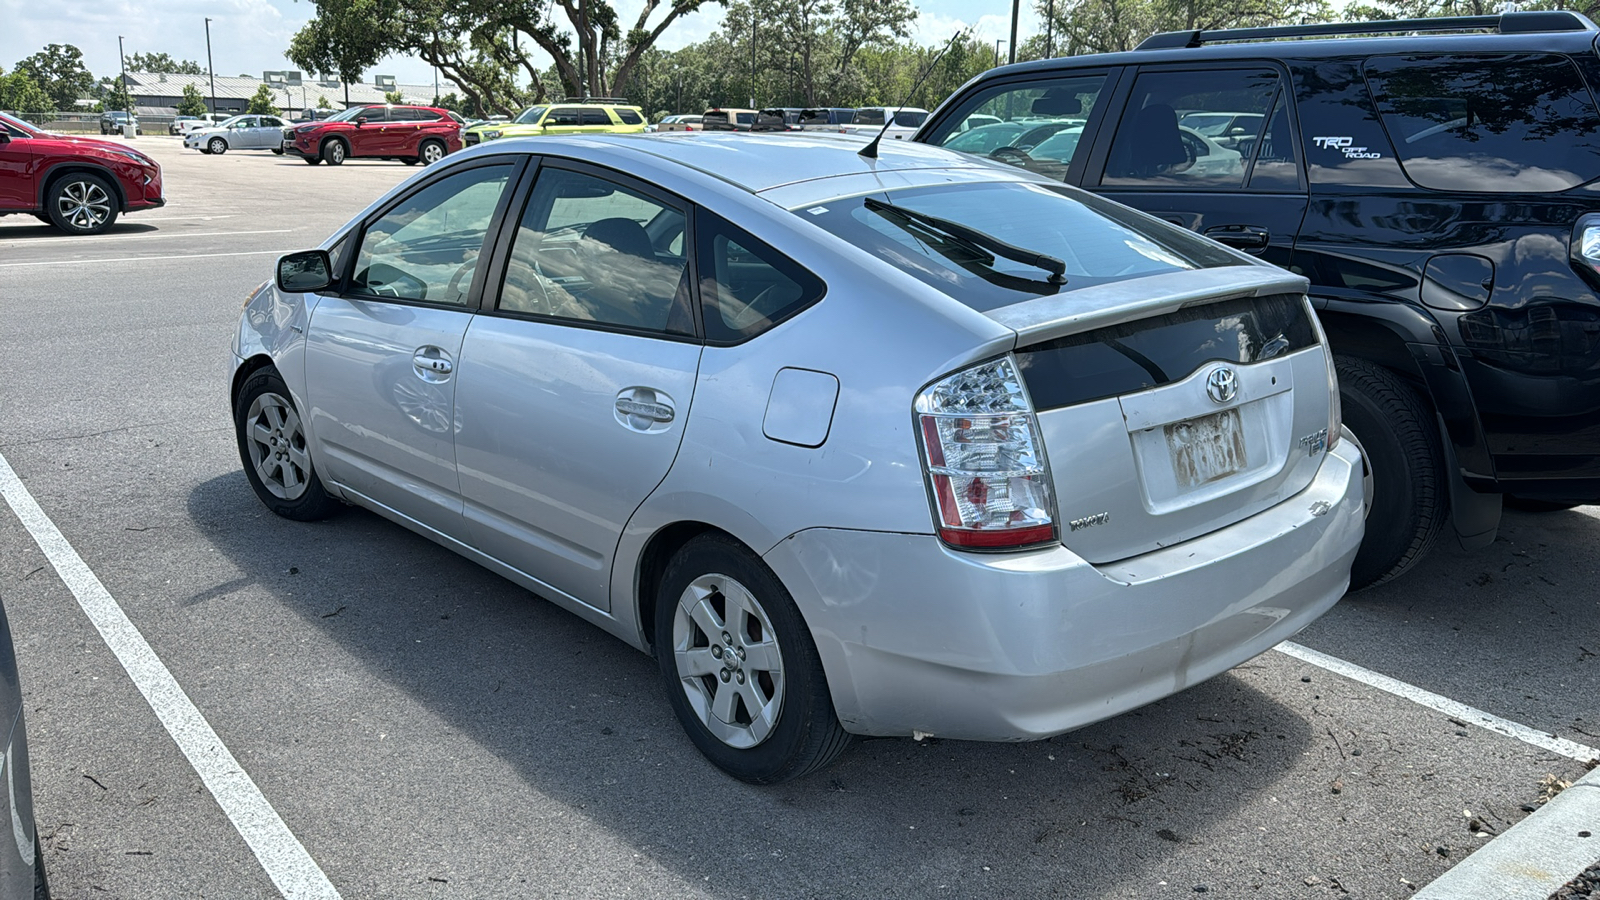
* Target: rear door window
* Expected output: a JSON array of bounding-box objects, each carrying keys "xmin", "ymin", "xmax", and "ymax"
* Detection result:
[
  {"xmin": 1101, "ymin": 68, "xmax": 1283, "ymax": 189},
  {"xmin": 1363, "ymin": 53, "xmax": 1600, "ymax": 193},
  {"xmin": 580, "ymin": 108, "xmax": 612, "ymax": 126}
]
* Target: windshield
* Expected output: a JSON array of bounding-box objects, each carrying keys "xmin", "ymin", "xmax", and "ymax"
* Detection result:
[
  {"xmin": 799, "ymin": 181, "xmax": 1244, "ymax": 311},
  {"xmin": 325, "ymin": 106, "xmax": 370, "ymax": 123},
  {"xmin": 513, "ymin": 106, "xmax": 547, "ymax": 125},
  {"xmin": 0, "ymin": 111, "xmax": 38, "ymax": 137},
  {"xmin": 219, "ymin": 115, "xmax": 249, "ymax": 128}
]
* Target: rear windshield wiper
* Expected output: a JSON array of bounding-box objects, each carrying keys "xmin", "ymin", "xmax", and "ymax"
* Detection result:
[{"xmin": 864, "ymin": 196, "xmax": 1068, "ymax": 285}]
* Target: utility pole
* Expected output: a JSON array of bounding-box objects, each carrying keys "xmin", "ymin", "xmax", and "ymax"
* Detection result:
[
  {"xmin": 204, "ymin": 17, "xmax": 216, "ymax": 116},
  {"xmin": 1046, "ymin": 0, "xmax": 1055, "ymax": 58},
  {"xmin": 117, "ymin": 35, "xmax": 135, "ymax": 138},
  {"xmin": 749, "ymin": 15, "xmax": 757, "ymax": 108},
  {"xmin": 1008, "ymin": 0, "xmax": 1019, "ymax": 64}
]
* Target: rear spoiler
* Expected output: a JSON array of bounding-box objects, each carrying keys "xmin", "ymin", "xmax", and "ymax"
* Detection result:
[{"xmin": 985, "ymin": 265, "xmax": 1311, "ymax": 346}]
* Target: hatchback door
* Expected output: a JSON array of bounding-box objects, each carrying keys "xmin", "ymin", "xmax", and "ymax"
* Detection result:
[
  {"xmin": 457, "ymin": 161, "xmax": 700, "ymax": 610},
  {"xmin": 303, "ymin": 158, "xmax": 519, "ymax": 529}
]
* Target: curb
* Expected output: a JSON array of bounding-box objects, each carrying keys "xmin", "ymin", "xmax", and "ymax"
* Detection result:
[{"xmin": 1413, "ymin": 765, "xmax": 1600, "ymax": 899}]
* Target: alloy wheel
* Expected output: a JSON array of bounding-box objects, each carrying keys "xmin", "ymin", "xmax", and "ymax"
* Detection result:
[
  {"xmin": 421, "ymin": 142, "xmax": 444, "ymax": 164},
  {"xmin": 671, "ymin": 573, "xmax": 785, "ymax": 749},
  {"xmin": 243, "ymin": 392, "xmax": 312, "ymax": 500},
  {"xmin": 57, "ymin": 180, "xmax": 111, "ymax": 231}
]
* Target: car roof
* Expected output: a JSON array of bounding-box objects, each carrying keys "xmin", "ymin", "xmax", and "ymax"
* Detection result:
[{"xmin": 480, "ymin": 132, "xmax": 1007, "ymax": 199}]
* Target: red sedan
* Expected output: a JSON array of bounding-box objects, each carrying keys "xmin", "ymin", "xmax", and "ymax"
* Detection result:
[
  {"xmin": 283, "ymin": 104, "xmax": 463, "ymax": 167},
  {"xmin": 0, "ymin": 111, "xmax": 165, "ymax": 235}
]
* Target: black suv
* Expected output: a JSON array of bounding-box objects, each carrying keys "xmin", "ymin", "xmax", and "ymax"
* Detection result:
[{"xmin": 916, "ymin": 12, "xmax": 1600, "ymax": 587}]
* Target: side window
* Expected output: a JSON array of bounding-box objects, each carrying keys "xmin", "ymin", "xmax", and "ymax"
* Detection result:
[
  {"xmin": 385, "ymin": 109, "xmax": 416, "ymax": 122},
  {"xmin": 929, "ymin": 75, "xmax": 1105, "ymax": 183},
  {"xmin": 616, "ymin": 108, "xmax": 644, "ymax": 125},
  {"xmin": 1246, "ymin": 91, "xmax": 1301, "ymax": 190},
  {"xmin": 1364, "ymin": 53, "xmax": 1600, "ymax": 193},
  {"xmin": 498, "ymin": 168, "xmax": 692, "ymax": 334},
  {"xmin": 548, "ymin": 108, "xmax": 581, "ymax": 126},
  {"xmin": 580, "ymin": 108, "xmax": 611, "ymax": 126},
  {"xmin": 853, "ymin": 109, "xmax": 884, "ymax": 126},
  {"xmin": 349, "ymin": 164, "xmax": 512, "ymax": 305},
  {"xmin": 696, "ymin": 212, "xmax": 825, "ymax": 344},
  {"xmin": 1101, "ymin": 68, "xmax": 1281, "ymax": 189}
]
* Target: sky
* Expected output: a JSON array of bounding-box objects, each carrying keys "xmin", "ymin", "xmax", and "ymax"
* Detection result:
[{"xmin": 0, "ymin": 0, "xmax": 1043, "ymax": 90}]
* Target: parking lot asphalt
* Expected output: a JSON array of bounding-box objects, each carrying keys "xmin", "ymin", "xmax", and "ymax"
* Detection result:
[{"xmin": 1, "ymin": 135, "xmax": 1596, "ymax": 899}]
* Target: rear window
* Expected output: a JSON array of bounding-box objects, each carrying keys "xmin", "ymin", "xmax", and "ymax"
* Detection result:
[
  {"xmin": 616, "ymin": 108, "xmax": 643, "ymax": 124},
  {"xmin": 1364, "ymin": 53, "xmax": 1600, "ymax": 193},
  {"xmin": 799, "ymin": 181, "xmax": 1244, "ymax": 312}
]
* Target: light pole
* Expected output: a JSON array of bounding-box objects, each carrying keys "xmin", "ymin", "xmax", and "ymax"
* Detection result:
[
  {"xmin": 1008, "ymin": 0, "xmax": 1019, "ymax": 64},
  {"xmin": 1046, "ymin": 0, "xmax": 1055, "ymax": 58},
  {"xmin": 204, "ymin": 17, "xmax": 216, "ymax": 116},
  {"xmin": 117, "ymin": 35, "xmax": 135, "ymax": 138},
  {"xmin": 749, "ymin": 15, "xmax": 757, "ymax": 108},
  {"xmin": 994, "ymin": 39, "xmax": 1006, "ymax": 69}
]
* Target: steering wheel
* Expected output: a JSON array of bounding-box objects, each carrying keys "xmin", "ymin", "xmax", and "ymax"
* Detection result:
[{"xmin": 989, "ymin": 146, "xmax": 1032, "ymax": 166}]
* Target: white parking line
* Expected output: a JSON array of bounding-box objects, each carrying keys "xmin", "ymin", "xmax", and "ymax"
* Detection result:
[
  {"xmin": 0, "ymin": 452, "xmax": 342, "ymax": 900},
  {"xmin": 0, "ymin": 250, "xmax": 283, "ymax": 268},
  {"xmin": 0, "ymin": 229, "xmax": 293, "ymax": 247},
  {"xmin": 1276, "ymin": 641, "xmax": 1599, "ymax": 761}
]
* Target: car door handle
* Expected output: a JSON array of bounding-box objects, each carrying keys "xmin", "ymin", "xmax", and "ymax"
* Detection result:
[
  {"xmin": 1203, "ymin": 225, "xmax": 1271, "ymax": 250},
  {"xmin": 413, "ymin": 352, "xmax": 452, "ymax": 375}
]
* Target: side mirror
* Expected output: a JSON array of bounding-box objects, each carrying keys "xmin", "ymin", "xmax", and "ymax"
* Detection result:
[
  {"xmin": 355, "ymin": 116, "xmax": 368, "ymax": 126},
  {"xmin": 0, "ymin": 133, "xmax": 9, "ymax": 144},
  {"xmin": 277, "ymin": 250, "xmax": 334, "ymax": 293}
]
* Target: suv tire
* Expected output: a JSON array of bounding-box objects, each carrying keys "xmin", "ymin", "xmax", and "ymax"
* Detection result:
[
  {"xmin": 321, "ymin": 139, "xmax": 347, "ymax": 166},
  {"xmin": 45, "ymin": 172, "xmax": 119, "ymax": 236},
  {"xmin": 1337, "ymin": 356, "xmax": 1446, "ymax": 589},
  {"xmin": 418, "ymin": 139, "xmax": 446, "ymax": 165}
]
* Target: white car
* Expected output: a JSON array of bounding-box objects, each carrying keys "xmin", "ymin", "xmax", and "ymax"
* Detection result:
[
  {"xmin": 839, "ymin": 106, "xmax": 930, "ymax": 141},
  {"xmin": 183, "ymin": 115, "xmax": 290, "ymax": 154}
]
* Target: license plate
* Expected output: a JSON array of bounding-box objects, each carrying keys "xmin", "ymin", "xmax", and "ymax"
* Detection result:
[{"xmin": 1166, "ymin": 408, "xmax": 1247, "ymax": 489}]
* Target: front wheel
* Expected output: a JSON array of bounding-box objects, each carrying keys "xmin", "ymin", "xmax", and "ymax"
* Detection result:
[
  {"xmin": 656, "ymin": 534, "xmax": 851, "ymax": 784},
  {"xmin": 234, "ymin": 369, "xmax": 341, "ymax": 521},
  {"xmin": 302, "ymin": 155, "xmax": 321, "ymax": 165},
  {"xmin": 207, "ymin": 137, "xmax": 227, "ymax": 155},
  {"xmin": 271, "ymin": 147, "xmax": 284, "ymax": 155},
  {"xmin": 1337, "ymin": 356, "xmax": 1447, "ymax": 588},
  {"xmin": 45, "ymin": 173, "xmax": 118, "ymax": 235},
  {"xmin": 321, "ymin": 139, "xmax": 346, "ymax": 166}
]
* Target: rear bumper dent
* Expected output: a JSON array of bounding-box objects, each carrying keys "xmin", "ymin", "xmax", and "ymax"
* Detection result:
[{"xmin": 763, "ymin": 440, "xmax": 1364, "ymax": 740}]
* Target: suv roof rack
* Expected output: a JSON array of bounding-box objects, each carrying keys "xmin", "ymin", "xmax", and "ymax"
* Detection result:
[
  {"xmin": 1136, "ymin": 10, "xmax": 1595, "ymax": 50},
  {"xmin": 572, "ymin": 97, "xmax": 631, "ymax": 105}
]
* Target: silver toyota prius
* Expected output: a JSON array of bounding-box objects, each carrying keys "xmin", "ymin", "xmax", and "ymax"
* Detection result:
[{"xmin": 230, "ymin": 133, "xmax": 1364, "ymax": 783}]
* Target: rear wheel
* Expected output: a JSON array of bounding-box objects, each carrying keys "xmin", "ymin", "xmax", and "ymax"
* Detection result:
[
  {"xmin": 302, "ymin": 155, "xmax": 321, "ymax": 165},
  {"xmin": 45, "ymin": 173, "xmax": 119, "ymax": 235},
  {"xmin": 1337, "ymin": 356, "xmax": 1447, "ymax": 589},
  {"xmin": 401, "ymin": 157, "xmax": 419, "ymax": 166},
  {"xmin": 271, "ymin": 147, "xmax": 284, "ymax": 155},
  {"xmin": 207, "ymin": 137, "xmax": 227, "ymax": 155},
  {"xmin": 234, "ymin": 368, "xmax": 341, "ymax": 521},
  {"xmin": 418, "ymin": 139, "xmax": 446, "ymax": 165},
  {"xmin": 655, "ymin": 534, "xmax": 851, "ymax": 784},
  {"xmin": 321, "ymin": 139, "xmax": 347, "ymax": 166}
]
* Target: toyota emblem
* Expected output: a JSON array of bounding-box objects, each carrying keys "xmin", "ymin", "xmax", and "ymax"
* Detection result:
[{"xmin": 1206, "ymin": 367, "xmax": 1239, "ymax": 404}]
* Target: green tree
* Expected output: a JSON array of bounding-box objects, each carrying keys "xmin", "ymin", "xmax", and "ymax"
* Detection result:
[
  {"xmin": 176, "ymin": 83, "xmax": 208, "ymax": 116},
  {"xmin": 126, "ymin": 52, "xmax": 205, "ymax": 75},
  {"xmin": 246, "ymin": 83, "xmax": 280, "ymax": 115},
  {"xmin": 0, "ymin": 67, "xmax": 54, "ymax": 121},
  {"xmin": 287, "ymin": 0, "xmax": 389, "ymax": 105},
  {"xmin": 1034, "ymin": 0, "xmax": 1332, "ymax": 56},
  {"xmin": 384, "ymin": 89, "xmax": 404, "ymax": 104},
  {"xmin": 14, "ymin": 43, "xmax": 96, "ymax": 111},
  {"xmin": 317, "ymin": 94, "xmax": 333, "ymax": 109},
  {"xmin": 95, "ymin": 76, "xmax": 133, "ymax": 114}
]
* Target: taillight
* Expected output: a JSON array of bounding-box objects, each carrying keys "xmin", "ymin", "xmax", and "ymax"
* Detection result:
[
  {"xmin": 1306, "ymin": 298, "xmax": 1341, "ymax": 452},
  {"xmin": 915, "ymin": 356, "xmax": 1057, "ymax": 550},
  {"xmin": 685, "ymin": 124, "xmax": 695, "ymax": 131}
]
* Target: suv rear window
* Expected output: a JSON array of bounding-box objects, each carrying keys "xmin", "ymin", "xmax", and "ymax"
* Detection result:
[
  {"xmin": 1364, "ymin": 53, "xmax": 1600, "ymax": 193},
  {"xmin": 616, "ymin": 108, "xmax": 643, "ymax": 125},
  {"xmin": 799, "ymin": 182, "xmax": 1243, "ymax": 312}
]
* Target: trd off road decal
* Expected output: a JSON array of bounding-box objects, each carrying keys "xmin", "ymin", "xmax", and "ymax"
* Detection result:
[{"xmin": 1311, "ymin": 136, "xmax": 1383, "ymax": 159}]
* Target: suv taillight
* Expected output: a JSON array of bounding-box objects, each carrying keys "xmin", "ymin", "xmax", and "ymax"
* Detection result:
[{"xmin": 915, "ymin": 356, "xmax": 1057, "ymax": 550}]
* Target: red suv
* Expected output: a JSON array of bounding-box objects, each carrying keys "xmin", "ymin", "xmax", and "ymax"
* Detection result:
[
  {"xmin": 0, "ymin": 111, "xmax": 164, "ymax": 235},
  {"xmin": 284, "ymin": 104, "xmax": 463, "ymax": 167}
]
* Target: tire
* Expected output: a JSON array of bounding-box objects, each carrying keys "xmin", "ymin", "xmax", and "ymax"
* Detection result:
[
  {"xmin": 321, "ymin": 139, "xmax": 347, "ymax": 166},
  {"xmin": 418, "ymin": 139, "xmax": 446, "ymax": 165},
  {"xmin": 33, "ymin": 829, "xmax": 48, "ymax": 900},
  {"xmin": 1505, "ymin": 496, "xmax": 1583, "ymax": 513},
  {"xmin": 402, "ymin": 157, "xmax": 420, "ymax": 166},
  {"xmin": 45, "ymin": 172, "xmax": 119, "ymax": 235},
  {"xmin": 208, "ymin": 137, "xmax": 227, "ymax": 155},
  {"xmin": 234, "ymin": 368, "xmax": 341, "ymax": 521},
  {"xmin": 271, "ymin": 147, "xmax": 284, "ymax": 155},
  {"xmin": 1337, "ymin": 356, "xmax": 1447, "ymax": 588},
  {"xmin": 303, "ymin": 155, "xmax": 321, "ymax": 166},
  {"xmin": 655, "ymin": 534, "xmax": 851, "ymax": 784}
]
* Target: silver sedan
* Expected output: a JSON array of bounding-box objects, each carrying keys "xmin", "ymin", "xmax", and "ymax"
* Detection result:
[
  {"xmin": 183, "ymin": 115, "xmax": 289, "ymax": 155},
  {"xmin": 230, "ymin": 133, "xmax": 1364, "ymax": 783}
]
